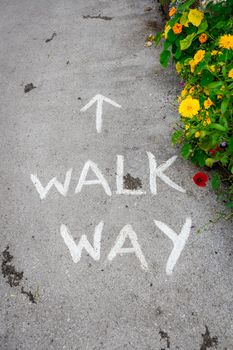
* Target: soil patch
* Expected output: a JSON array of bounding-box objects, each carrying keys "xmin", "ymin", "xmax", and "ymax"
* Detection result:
[
  {"xmin": 123, "ymin": 173, "xmax": 142, "ymax": 190},
  {"xmin": 24, "ymin": 83, "xmax": 36, "ymax": 93},
  {"xmin": 200, "ymin": 326, "xmax": 218, "ymax": 350},
  {"xmin": 159, "ymin": 330, "xmax": 170, "ymax": 348},
  {"xmin": 45, "ymin": 32, "xmax": 56, "ymax": 43},
  {"xmin": 21, "ymin": 286, "xmax": 37, "ymax": 304},
  {"xmin": 83, "ymin": 14, "xmax": 113, "ymax": 20},
  {"xmin": 1, "ymin": 246, "xmax": 23, "ymax": 287}
]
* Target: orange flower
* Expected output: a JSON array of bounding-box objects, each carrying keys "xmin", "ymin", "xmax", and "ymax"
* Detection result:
[
  {"xmin": 169, "ymin": 7, "xmax": 176, "ymax": 17},
  {"xmin": 172, "ymin": 23, "xmax": 183, "ymax": 34},
  {"xmin": 199, "ymin": 33, "xmax": 208, "ymax": 44}
]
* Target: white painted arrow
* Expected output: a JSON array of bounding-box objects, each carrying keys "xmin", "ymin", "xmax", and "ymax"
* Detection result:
[{"xmin": 80, "ymin": 94, "xmax": 122, "ymax": 133}]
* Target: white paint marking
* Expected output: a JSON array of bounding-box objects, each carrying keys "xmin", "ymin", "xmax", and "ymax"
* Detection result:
[
  {"xmin": 60, "ymin": 221, "xmax": 104, "ymax": 263},
  {"xmin": 30, "ymin": 169, "xmax": 72, "ymax": 199},
  {"xmin": 154, "ymin": 217, "xmax": 192, "ymax": 275},
  {"xmin": 75, "ymin": 160, "xmax": 112, "ymax": 196},
  {"xmin": 116, "ymin": 155, "xmax": 145, "ymax": 195},
  {"xmin": 147, "ymin": 152, "xmax": 186, "ymax": 194},
  {"xmin": 80, "ymin": 94, "xmax": 121, "ymax": 133},
  {"xmin": 107, "ymin": 225, "xmax": 148, "ymax": 270}
]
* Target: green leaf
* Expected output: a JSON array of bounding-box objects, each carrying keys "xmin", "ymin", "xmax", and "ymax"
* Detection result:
[
  {"xmin": 199, "ymin": 136, "xmax": 215, "ymax": 152},
  {"xmin": 180, "ymin": 11, "xmax": 188, "ymax": 26},
  {"xmin": 167, "ymin": 29, "xmax": 177, "ymax": 43},
  {"xmin": 197, "ymin": 21, "xmax": 208, "ymax": 35},
  {"xmin": 181, "ymin": 143, "xmax": 192, "ymax": 159},
  {"xmin": 192, "ymin": 149, "xmax": 207, "ymax": 167},
  {"xmin": 209, "ymin": 123, "xmax": 227, "ymax": 132},
  {"xmin": 168, "ymin": 13, "xmax": 180, "ymax": 26},
  {"xmin": 154, "ymin": 32, "xmax": 162, "ymax": 47},
  {"xmin": 211, "ymin": 172, "xmax": 221, "ymax": 191},
  {"xmin": 178, "ymin": 0, "xmax": 195, "ymax": 11},
  {"xmin": 172, "ymin": 130, "xmax": 183, "ymax": 144},
  {"xmin": 221, "ymin": 98, "xmax": 230, "ymax": 114},
  {"xmin": 163, "ymin": 40, "xmax": 172, "ymax": 50},
  {"xmin": 180, "ymin": 33, "xmax": 196, "ymax": 50},
  {"xmin": 216, "ymin": 21, "xmax": 226, "ymax": 29},
  {"xmin": 174, "ymin": 46, "xmax": 181, "ymax": 60},
  {"xmin": 160, "ymin": 50, "xmax": 171, "ymax": 68},
  {"xmin": 208, "ymin": 81, "xmax": 224, "ymax": 90},
  {"xmin": 201, "ymin": 71, "xmax": 214, "ymax": 87},
  {"xmin": 228, "ymin": 136, "xmax": 233, "ymax": 154}
]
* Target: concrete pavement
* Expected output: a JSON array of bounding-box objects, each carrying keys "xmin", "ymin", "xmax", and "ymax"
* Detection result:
[{"xmin": 0, "ymin": 0, "xmax": 232, "ymax": 349}]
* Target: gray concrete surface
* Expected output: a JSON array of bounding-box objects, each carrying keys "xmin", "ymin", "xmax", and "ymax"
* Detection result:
[{"xmin": 0, "ymin": 0, "xmax": 232, "ymax": 349}]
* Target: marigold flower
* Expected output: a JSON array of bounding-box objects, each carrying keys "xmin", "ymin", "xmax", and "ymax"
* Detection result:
[
  {"xmin": 209, "ymin": 65, "xmax": 215, "ymax": 73},
  {"xmin": 193, "ymin": 172, "xmax": 209, "ymax": 187},
  {"xmin": 228, "ymin": 69, "xmax": 233, "ymax": 78},
  {"xmin": 199, "ymin": 33, "xmax": 208, "ymax": 44},
  {"xmin": 169, "ymin": 7, "xmax": 176, "ymax": 17},
  {"xmin": 172, "ymin": 23, "xmax": 183, "ymax": 34},
  {"xmin": 194, "ymin": 50, "xmax": 205, "ymax": 64},
  {"xmin": 179, "ymin": 96, "xmax": 200, "ymax": 118},
  {"xmin": 189, "ymin": 59, "xmax": 196, "ymax": 73},
  {"xmin": 195, "ymin": 131, "xmax": 201, "ymax": 138},
  {"xmin": 189, "ymin": 87, "xmax": 195, "ymax": 94},
  {"xmin": 211, "ymin": 50, "xmax": 218, "ymax": 55},
  {"xmin": 204, "ymin": 98, "xmax": 214, "ymax": 109},
  {"xmin": 219, "ymin": 34, "xmax": 233, "ymax": 50},
  {"xmin": 181, "ymin": 88, "xmax": 187, "ymax": 97},
  {"xmin": 206, "ymin": 117, "xmax": 211, "ymax": 124},
  {"xmin": 188, "ymin": 9, "xmax": 204, "ymax": 27}
]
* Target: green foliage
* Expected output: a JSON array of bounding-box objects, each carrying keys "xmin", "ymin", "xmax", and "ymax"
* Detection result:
[{"xmin": 155, "ymin": 0, "xmax": 233, "ymax": 209}]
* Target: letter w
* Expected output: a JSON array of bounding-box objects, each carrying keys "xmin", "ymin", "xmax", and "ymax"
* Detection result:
[
  {"xmin": 30, "ymin": 169, "xmax": 72, "ymax": 199},
  {"xmin": 60, "ymin": 222, "xmax": 103, "ymax": 263}
]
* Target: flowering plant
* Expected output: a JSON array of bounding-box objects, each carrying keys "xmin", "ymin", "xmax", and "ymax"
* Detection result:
[{"xmin": 155, "ymin": 0, "xmax": 233, "ymax": 206}]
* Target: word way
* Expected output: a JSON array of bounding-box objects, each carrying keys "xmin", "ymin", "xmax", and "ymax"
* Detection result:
[
  {"xmin": 60, "ymin": 217, "xmax": 192, "ymax": 275},
  {"xmin": 30, "ymin": 152, "xmax": 186, "ymax": 199}
]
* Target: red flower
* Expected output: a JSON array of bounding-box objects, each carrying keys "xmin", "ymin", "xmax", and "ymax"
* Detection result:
[
  {"xmin": 209, "ymin": 149, "xmax": 216, "ymax": 156},
  {"xmin": 193, "ymin": 172, "xmax": 209, "ymax": 187}
]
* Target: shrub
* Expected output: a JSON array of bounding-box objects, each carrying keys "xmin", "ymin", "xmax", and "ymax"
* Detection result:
[{"xmin": 155, "ymin": 0, "xmax": 233, "ymax": 207}]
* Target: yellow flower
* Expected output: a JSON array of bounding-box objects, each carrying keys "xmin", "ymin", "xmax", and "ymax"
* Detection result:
[
  {"xmin": 189, "ymin": 87, "xmax": 195, "ymax": 94},
  {"xmin": 206, "ymin": 117, "xmax": 211, "ymax": 124},
  {"xmin": 204, "ymin": 98, "xmax": 214, "ymax": 109},
  {"xmin": 217, "ymin": 95, "xmax": 223, "ymax": 99},
  {"xmin": 199, "ymin": 33, "xmax": 208, "ymax": 44},
  {"xmin": 169, "ymin": 7, "xmax": 176, "ymax": 17},
  {"xmin": 219, "ymin": 34, "xmax": 233, "ymax": 50},
  {"xmin": 176, "ymin": 62, "xmax": 182, "ymax": 74},
  {"xmin": 228, "ymin": 69, "xmax": 233, "ymax": 78},
  {"xmin": 179, "ymin": 96, "xmax": 200, "ymax": 118},
  {"xmin": 188, "ymin": 9, "xmax": 204, "ymax": 27},
  {"xmin": 211, "ymin": 50, "xmax": 218, "ymax": 55},
  {"xmin": 194, "ymin": 50, "xmax": 205, "ymax": 64},
  {"xmin": 209, "ymin": 65, "xmax": 215, "ymax": 73},
  {"xmin": 185, "ymin": 125, "xmax": 190, "ymax": 130},
  {"xmin": 189, "ymin": 59, "xmax": 196, "ymax": 73},
  {"xmin": 181, "ymin": 88, "xmax": 187, "ymax": 97},
  {"xmin": 172, "ymin": 23, "xmax": 183, "ymax": 34},
  {"xmin": 195, "ymin": 131, "xmax": 201, "ymax": 138}
]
